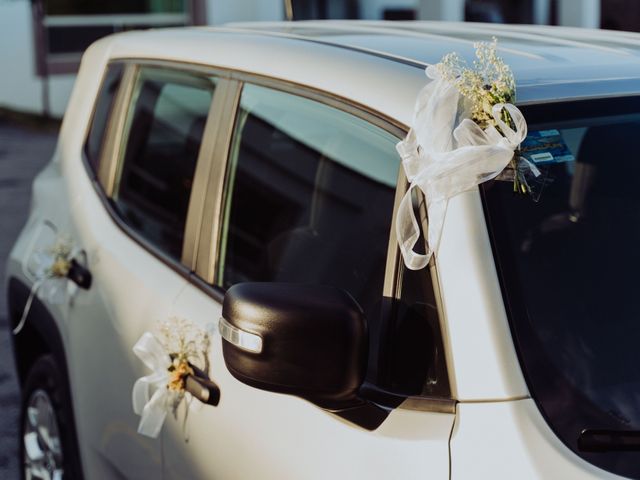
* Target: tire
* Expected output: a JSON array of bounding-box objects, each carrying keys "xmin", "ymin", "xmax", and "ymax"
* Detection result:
[{"xmin": 21, "ymin": 354, "xmax": 83, "ymax": 480}]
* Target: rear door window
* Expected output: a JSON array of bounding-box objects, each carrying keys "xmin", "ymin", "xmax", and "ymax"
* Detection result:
[{"xmin": 113, "ymin": 67, "xmax": 216, "ymax": 261}]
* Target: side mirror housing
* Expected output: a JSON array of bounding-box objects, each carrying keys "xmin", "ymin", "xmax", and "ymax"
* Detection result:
[{"xmin": 219, "ymin": 282, "xmax": 367, "ymax": 410}]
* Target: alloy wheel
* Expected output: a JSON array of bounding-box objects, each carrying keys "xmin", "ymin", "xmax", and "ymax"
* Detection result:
[{"xmin": 23, "ymin": 389, "xmax": 64, "ymax": 480}]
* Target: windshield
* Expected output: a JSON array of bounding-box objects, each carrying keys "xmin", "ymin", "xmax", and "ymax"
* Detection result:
[{"xmin": 482, "ymin": 97, "xmax": 640, "ymax": 478}]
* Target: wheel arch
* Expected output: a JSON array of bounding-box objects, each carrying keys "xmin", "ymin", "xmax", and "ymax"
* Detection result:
[{"xmin": 7, "ymin": 277, "xmax": 69, "ymax": 387}]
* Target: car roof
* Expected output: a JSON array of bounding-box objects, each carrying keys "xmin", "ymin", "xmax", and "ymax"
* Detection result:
[
  {"xmin": 227, "ymin": 20, "xmax": 640, "ymax": 93},
  {"xmin": 99, "ymin": 21, "xmax": 640, "ymax": 127}
]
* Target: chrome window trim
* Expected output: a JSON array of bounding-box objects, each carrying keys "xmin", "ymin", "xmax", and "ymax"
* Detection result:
[
  {"xmin": 106, "ymin": 58, "xmax": 408, "ymax": 133},
  {"xmin": 194, "ymin": 78, "xmax": 242, "ymax": 281},
  {"xmin": 226, "ymin": 70, "xmax": 408, "ymax": 134},
  {"xmin": 98, "ymin": 63, "xmax": 138, "ymax": 195},
  {"xmin": 182, "ymin": 77, "xmax": 233, "ymax": 267},
  {"xmin": 399, "ymin": 396, "xmax": 456, "ymax": 414},
  {"xmin": 384, "ymin": 167, "xmax": 406, "ymax": 301}
]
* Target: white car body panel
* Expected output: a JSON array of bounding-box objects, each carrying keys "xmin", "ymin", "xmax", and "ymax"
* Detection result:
[
  {"xmin": 451, "ymin": 400, "xmax": 626, "ymax": 479},
  {"xmin": 64, "ymin": 180, "xmax": 185, "ymax": 478},
  {"xmin": 438, "ymin": 190, "xmax": 529, "ymax": 401}
]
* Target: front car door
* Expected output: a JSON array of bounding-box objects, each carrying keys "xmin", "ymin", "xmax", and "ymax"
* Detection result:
[{"xmin": 164, "ymin": 78, "xmax": 456, "ymax": 479}]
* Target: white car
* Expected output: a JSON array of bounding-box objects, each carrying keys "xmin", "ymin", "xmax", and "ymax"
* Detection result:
[{"xmin": 6, "ymin": 20, "xmax": 640, "ymax": 479}]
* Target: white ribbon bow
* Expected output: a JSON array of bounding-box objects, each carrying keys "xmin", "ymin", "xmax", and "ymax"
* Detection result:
[
  {"xmin": 32, "ymin": 250, "xmax": 71, "ymax": 304},
  {"xmin": 395, "ymin": 65, "xmax": 528, "ymax": 270},
  {"xmin": 132, "ymin": 332, "xmax": 175, "ymax": 438},
  {"xmin": 13, "ymin": 243, "xmax": 78, "ymax": 335}
]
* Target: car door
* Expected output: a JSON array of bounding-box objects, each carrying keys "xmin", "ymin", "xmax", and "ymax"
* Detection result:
[
  {"xmin": 65, "ymin": 63, "xmax": 220, "ymax": 478},
  {"xmin": 163, "ymin": 80, "xmax": 456, "ymax": 479}
]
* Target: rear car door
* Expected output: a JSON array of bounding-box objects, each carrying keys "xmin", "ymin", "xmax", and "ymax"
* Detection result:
[
  {"xmin": 164, "ymin": 79, "xmax": 455, "ymax": 479},
  {"xmin": 66, "ymin": 63, "xmax": 219, "ymax": 478}
]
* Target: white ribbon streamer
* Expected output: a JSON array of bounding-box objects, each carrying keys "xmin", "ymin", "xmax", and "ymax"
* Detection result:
[
  {"xmin": 396, "ymin": 65, "xmax": 529, "ymax": 270},
  {"xmin": 12, "ymin": 278, "xmax": 45, "ymax": 335},
  {"xmin": 13, "ymin": 247, "xmax": 76, "ymax": 335},
  {"xmin": 132, "ymin": 332, "xmax": 174, "ymax": 438}
]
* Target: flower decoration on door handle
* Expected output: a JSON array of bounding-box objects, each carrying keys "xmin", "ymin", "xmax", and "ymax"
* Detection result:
[
  {"xmin": 396, "ymin": 38, "xmax": 539, "ymax": 270},
  {"xmin": 132, "ymin": 317, "xmax": 217, "ymax": 440},
  {"xmin": 14, "ymin": 235, "xmax": 91, "ymax": 335}
]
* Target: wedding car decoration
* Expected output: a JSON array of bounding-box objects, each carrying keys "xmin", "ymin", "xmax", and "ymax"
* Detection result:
[
  {"xmin": 13, "ymin": 236, "xmax": 76, "ymax": 335},
  {"xmin": 396, "ymin": 38, "xmax": 536, "ymax": 270},
  {"xmin": 132, "ymin": 317, "xmax": 210, "ymax": 439}
]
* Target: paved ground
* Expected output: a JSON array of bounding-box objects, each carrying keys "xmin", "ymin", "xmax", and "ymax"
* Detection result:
[{"xmin": 0, "ymin": 116, "xmax": 58, "ymax": 479}]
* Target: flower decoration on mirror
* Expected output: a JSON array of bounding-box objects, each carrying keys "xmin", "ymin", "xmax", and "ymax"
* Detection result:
[
  {"xmin": 132, "ymin": 317, "xmax": 210, "ymax": 440},
  {"xmin": 14, "ymin": 235, "xmax": 77, "ymax": 335},
  {"xmin": 395, "ymin": 38, "xmax": 538, "ymax": 270}
]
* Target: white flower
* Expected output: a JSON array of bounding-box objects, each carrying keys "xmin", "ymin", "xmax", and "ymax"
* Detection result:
[{"xmin": 435, "ymin": 37, "xmax": 516, "ymax": 130}]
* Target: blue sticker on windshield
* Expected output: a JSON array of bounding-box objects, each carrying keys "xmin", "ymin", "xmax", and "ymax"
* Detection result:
[{"xmin": 520, "ymin": 129, "xmax": 575, "ymax": 165}]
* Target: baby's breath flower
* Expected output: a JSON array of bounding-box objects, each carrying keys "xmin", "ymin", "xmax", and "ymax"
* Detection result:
[
  {"xmin": 438, "ymin": 52, "xmax": 466, "ymax": 81},
  {"xmin": 436, "ymin": 37, "xmax": 515, "ymax": 129},
  {"xmin": 45, "ymin": 236, "xmax": 73, "ymax": 278},
  {"xmin": 48, "ymin": 236, "xmax": 72, "ymax": 258},
  {"xmin": 157, "ymin": 317, "xmax": 209, "ymax": 374}
]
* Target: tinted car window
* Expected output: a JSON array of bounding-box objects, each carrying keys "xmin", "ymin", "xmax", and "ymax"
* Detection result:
[
  {"xmin": 483, "ymin": 98, "xmax": 640, "ymax": 478},
  {"xmin": 218, "ymin": 83, "xmax": 399, "ymax": 324},
  {"xmin": 84, "ymin": 63, "xmax": 123, "ymax": 175},
  {"xmin": 113, "ymin": 68, "xmax": 215, "ymax": 261}
]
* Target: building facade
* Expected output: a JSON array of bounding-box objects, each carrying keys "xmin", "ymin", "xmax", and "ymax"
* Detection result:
[{"xmin": 0, "ymin": 0, "xmax": 609, "ymax": 117}]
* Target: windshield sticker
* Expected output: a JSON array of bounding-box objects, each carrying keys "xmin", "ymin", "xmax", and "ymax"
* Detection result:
[{"xmin": 520, "ymin": 129, "xmax": 575, "ymax": 165}]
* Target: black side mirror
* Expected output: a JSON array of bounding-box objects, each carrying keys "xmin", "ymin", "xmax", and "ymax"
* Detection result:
[{"xmin": 219, "ymin": 283, "xmax": 367, "ymax": 410}]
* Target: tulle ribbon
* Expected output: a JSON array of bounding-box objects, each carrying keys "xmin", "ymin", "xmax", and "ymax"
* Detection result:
[
  {"xmin": 396, "ymin": 65, "xmax": 529, "ymax": 270},
  {"xmin": 13, "ymin": 247, "xmax": 77, "ymax": 335},
  {"xmin": 132, "ymin": 332, "xmax": 175, "ymax": 438},
  {"xmin": 132, "ymin": 332, "xmax": 203, "ymax": 439}
]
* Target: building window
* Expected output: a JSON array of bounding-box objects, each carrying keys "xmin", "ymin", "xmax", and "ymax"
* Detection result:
[{"xmin": 32, "ymin": 0, "xmax": 205, "ymax": 76}]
